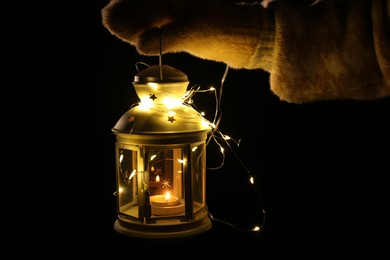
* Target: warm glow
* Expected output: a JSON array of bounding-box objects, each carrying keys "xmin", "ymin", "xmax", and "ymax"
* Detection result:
[
  {"xmin": 168, "ymin": 111, "xmax": 176, "ymax": 116},
  {"xmin": 119, "ymin": 153, "xmax": 123, "ymax": 162},
  {"xmin": 138, "ymin": 98, "xmax": 154, "ymax": 110},
  {"xmin": 209, "ymin": 87, "xmax": 215, "ymax": 91},
  {"xmin": 192, "ymin": 146, "xmax": 198, "ymax": 152},
  {"xmin": 150, "ymin": 154, "xmax": 157, "ymax": 161},
  {"xmin": 250, "ymin": 177, "xmax": 254, "ymax": 184},
  {"xmin": 163, "ymin": 98, "xmax": 182, "ymax": 109},
  {"xmin": 118, "ymin": 187, "xmax": 124, "ymax": 193},
  {"xmin": 147, "ymin": 82, "xmax": 159, "ymax": 91},
  {"xmin": 155, "ymin": 175, "xmax": 160, "ymax": 182}
]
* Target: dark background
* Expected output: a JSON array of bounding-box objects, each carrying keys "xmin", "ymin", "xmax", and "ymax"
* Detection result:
[{"xmin": 22, "ymin": 0, "xmax": 388, "ymax": 256}]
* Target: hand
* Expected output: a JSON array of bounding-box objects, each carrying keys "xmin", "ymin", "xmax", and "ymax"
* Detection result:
[{"xmin": 101, "ymin": 0, "xmax": 274, "ymax": 69}]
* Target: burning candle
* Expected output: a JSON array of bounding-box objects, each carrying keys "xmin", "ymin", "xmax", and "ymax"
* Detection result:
[{"xmin": 150, "ymin": 191, "xmax": 184, "ymax": 216}]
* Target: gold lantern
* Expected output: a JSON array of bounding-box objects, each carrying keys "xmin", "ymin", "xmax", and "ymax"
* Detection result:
[{"xmin": 112, "ymin": 64, "xmax": 213, "ymax": 239}]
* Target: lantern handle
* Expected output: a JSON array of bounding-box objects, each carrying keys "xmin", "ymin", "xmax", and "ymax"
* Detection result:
[{"xmin": 159, "ymin": 29, "xmax": 163, "ymax": 80}]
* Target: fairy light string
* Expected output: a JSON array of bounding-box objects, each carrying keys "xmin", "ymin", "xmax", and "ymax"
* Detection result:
[
  {"xmin": 132, "ymin": 58, "xmax": 265, "ymax": 233},
  {"xmin": 199, "ymin": 64, "xmax": 265, "ymax": 232}
]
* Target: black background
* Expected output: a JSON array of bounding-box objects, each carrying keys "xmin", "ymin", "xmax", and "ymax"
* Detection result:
[{"xmin": 20, "ymin": 0, "xmax": 389, "ymax": 257}]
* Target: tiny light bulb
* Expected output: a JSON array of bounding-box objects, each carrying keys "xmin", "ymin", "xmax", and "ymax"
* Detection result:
[
  {"xmin": 138, "ymin": 98, "xmax": 154, "ymax": 110},
  {"xmin": 202, "ymin": 121, "xmax": 210, "ymax": 128},
  {"xmin": 177, "ymin": 159, "xmax": 186, "ymax": 164},
  {"xmin": 250, "ymin": 177, "xmax": 254, "ymax": 184},
  {"xmin": 129, "ymin": 170, "xmax": 136, "ymax": 180},
  {"xmin": 156, "ymin": 175, "xmax": 160, "ymax": 182},
  {"xmin": 253, "ymin": 226, "xmax": 261, "ymax": 231}
]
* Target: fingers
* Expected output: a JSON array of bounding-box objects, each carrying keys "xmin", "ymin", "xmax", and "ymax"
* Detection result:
[
  {"xmin": 101, "ymin": 0, "xmax": 176, "ymax": 45},
  {"xmin": 133, "ymin": 0, "xmax": 222, "ymax": 56},
  {"xmin": 102, "ymin": 0, "xmax": 268, "ymax": 69},
  {"xmin": 136, "ymin": 2, "xmax": 269, "ymax": 69},
  {"xmin": 102, "ymin": 0, "xmax": 220, "ymax": 45},
  {"xmin": 136, "ymin": 25, "xmax": 188, "ymax": 56}
]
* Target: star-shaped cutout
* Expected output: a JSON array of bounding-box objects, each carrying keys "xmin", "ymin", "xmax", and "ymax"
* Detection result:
[
  {"xmin": 161, "ymin": 179, "xmax": 171, "ymax": 189},
  {"xmin": 168, "ymin": 116, "xmax": 176, "ymax": 123},
  {"xmin": 153, "ymin": 167, "xmax": 163, "ymax": 175},
  {"xmin": 128, "ymin": 115, "xmax": 135, "ymax": 122},
  {"xmin": 149, "ymin": 94, "xmax": 157, "ymax": 101}
]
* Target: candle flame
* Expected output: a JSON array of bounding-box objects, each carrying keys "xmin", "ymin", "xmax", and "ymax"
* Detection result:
[{"xmin": 165, "ymin": 191, "xmax": 171, "ymax": 202}]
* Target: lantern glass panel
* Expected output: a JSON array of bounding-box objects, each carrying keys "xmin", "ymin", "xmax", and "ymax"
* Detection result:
[
  {"xmin": 191, "ymin": 142, "xmax": 206, "ymax": 213},
  {"xmin": 147, "ymin": 146, "xmax": 185, "ymax": 217},
  {"xmin": 112, "ymin": 65, "xmax": 213, "ymax": 238},
  {"xmin": 116, "ymin": 146, "xmax": 139, "ymax": 219}
]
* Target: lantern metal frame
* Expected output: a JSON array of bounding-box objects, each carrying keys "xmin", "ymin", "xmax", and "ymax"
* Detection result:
[{"xmin": 112, "ymin": 65, "xmax": 213, "ymax": 239}]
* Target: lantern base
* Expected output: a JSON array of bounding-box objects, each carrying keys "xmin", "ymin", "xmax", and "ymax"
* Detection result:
[{"xmin": 114, "ymin": 211, "xmax": 212, "ymax": 239}]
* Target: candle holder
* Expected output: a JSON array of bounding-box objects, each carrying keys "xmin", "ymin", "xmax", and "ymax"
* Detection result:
[{"xmin": 112, "ymin": 64, "xmax": 212, "ymax": 239}]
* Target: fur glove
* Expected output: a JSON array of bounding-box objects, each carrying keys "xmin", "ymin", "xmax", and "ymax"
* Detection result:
[
  {"xmin": 101, "ymin": 0, "xmax": 274, "ymax": 70},
  {"xmin": 102, "ymin": 0, "xmax": 390, "ymax": 103}
]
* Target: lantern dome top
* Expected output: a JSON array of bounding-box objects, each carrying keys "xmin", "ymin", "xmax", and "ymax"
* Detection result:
[
  {"xmin": 134, "ymin": 65, "xmax": 189, "ymax": 83},
  {"xmin": 112, "ymin": 64, "xmax": 212, "ymax": 136}
]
